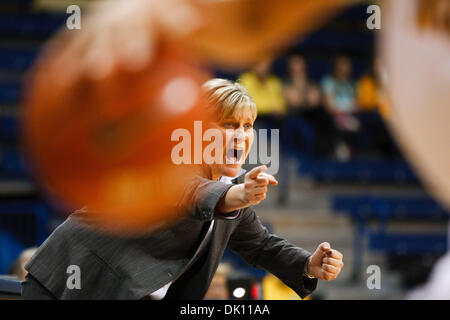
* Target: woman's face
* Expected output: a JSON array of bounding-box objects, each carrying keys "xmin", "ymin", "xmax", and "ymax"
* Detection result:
[
  {"xmin": 335, "ymin": 57, "xmax": 352, "ymax": 80},
  {"xmin": 210, "ymin": 109, "xmax": 255, "ymax": 179},
  {"xmin": 289, "ymin": 56, "xmax": 306, "ymax": 77}
]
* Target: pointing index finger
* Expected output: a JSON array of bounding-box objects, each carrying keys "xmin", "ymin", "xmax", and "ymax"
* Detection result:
[{"xmin": 248, "ymin": 165, "xmax": 267, "ymax": 179}]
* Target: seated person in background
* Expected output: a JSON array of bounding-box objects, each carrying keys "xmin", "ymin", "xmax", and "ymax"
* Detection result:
[
  {"xmin": 283, "ymin": 54, "xmax": 310, "ymax": 113},
  {"xmin": 321, "ymin": 55, "xmax": 359, "ymax": 133},
  {"xmin": 357, "ymin": 57, "xmax": 391, "ymax": 119},
  {"xmin": 357, "ymin": 60, "xmax": 379, "ymax": 113},
  {"xmin": 239, "ymin": 59, "xmax": 286, "ymax": 130},
  {"xmin": 300, "ymin": 84, "xmax": 349, "ymax": 159},
  {"xmin": 8, "ymin": 247, "xmax": 37, "ymax": 281},
  {"xmin": 321, "ymin": 55, "xmax": 360, "ymax": 158},
  {"xmin": 204, "ymin": 263, "xmax": 231, "ymax": 300},
  {"xmin": 283, "ymin": 55, "xmax": 349, "ymax": 159},
  {"xmin": 240, "ymin": 59, "xmax": 289, "ymax": 205}
]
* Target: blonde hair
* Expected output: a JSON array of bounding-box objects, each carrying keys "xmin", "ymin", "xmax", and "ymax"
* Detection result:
[{"xmin": 202, "ymin": 78, "xmax": 257, "ymax": 122}]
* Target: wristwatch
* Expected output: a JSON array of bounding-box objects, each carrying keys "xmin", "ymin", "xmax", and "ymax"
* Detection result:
[{"xmin": 303, "ymin": 256, "xmax": 316, "ymax": 279}]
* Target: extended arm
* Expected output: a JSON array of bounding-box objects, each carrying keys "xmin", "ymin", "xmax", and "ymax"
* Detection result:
[{"xmin": 227, "ymin": 208, "xmax": 317, "ymax": 298}]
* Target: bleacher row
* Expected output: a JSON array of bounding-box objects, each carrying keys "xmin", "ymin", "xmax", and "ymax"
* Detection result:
[
  {"xmin": 332, "ymin": 194, "xmax": 448, "ymax": 279},
  {"xmin": 0, "ymin": 3, "xmax": 65, "ymax": 276},
  {"xmin": 298, "ymin": 157, "xmax": 418, "ymax": 184},
  {"xmin": 0, "ymin": 2, "xmax": 448, "ymax": 283},
  {"xmin": 0, "ymin": 13, "xmax": 65, "ymax": 36}
]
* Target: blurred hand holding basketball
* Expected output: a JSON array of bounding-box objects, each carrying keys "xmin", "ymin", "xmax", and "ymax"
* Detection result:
[
  {"xmin": 306, "ymin": 242, "xmax": 344, "ymax": 281},
  {"xmin": 21, "ymin": 0, "xmax": 211, "ymax": 234},
  {"xmin": 53, "ymin": 0, "xmax": 200, "ymax": 83}
]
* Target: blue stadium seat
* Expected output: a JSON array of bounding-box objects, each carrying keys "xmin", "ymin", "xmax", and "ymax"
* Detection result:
[
  {"xmin": 301, "ymin": 31, "xmax": 374, "ymax": 51},
  {"xmin": 0, "ymin": 115, "xmax": 18, "ymax": 139},
  {"xmin": 0, "ymin": 48, "xmax": 37, "ymax": 71},
  {"xmin": 332, "ymin": 194, "xmax": 449, "ymax": 278},
  {"xmin": 0, "ymin": 147, "xmax": 29, "ymax": 178},
  {"xmin": 0, "ymin": 201, "xmax": 50, "ymax": 274},
  {"xmin": 332, "ymin": 194, "xmax": 449, "ymax": 221},
  {"xmin": 299, "ymin": 159, "xmax": 418, "ymax": 184},
  {"xmin": 0, "ymin": 277, "xmax": 21, "ymax": 299},
  {"xmin": 0, "ymin": 82, "xmax": 21, "ymax": 105},
  {"xmin": 369, "ymin": 232, "xmax": 448, "ymax": 255},
  {"xmin": 0, "ymin": 13, "xmax": 65, "ymax": 36}
]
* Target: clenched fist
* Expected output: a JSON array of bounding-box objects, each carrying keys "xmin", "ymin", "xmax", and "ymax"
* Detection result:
[
  {"xmin": 243, "ymin": 165, "xmax": 278, "ymax": 205},
  {"xmin": 305, "ymin": 242, "xmax": 344, "ymax": 281}
]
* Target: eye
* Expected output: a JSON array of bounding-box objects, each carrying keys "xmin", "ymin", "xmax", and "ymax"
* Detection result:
[
  {"xmin": 244, "ymin": 123, "xmax": 253, "ymax": 130},
  {"xmin": 223, "ymin": 122, "xmax": 234, "ymax": 129}
]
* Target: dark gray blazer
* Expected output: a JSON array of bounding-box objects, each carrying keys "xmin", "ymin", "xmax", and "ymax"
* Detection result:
[{"xmin": 24, "ymin": 174, "xmax": 317, "ymax": 299}]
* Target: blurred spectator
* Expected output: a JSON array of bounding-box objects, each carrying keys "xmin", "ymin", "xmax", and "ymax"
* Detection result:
[
  {"xmin": 321, "ymin": 55, "xmax": 359, "ymax": 133},
  {"xmin": 283, "ymin": 54, "xmax": 345, "ymax": 158},
  {"xmin": 357, "ymin": 57, "xmax": 390, "ymax": 119},
  {"xmin": 301, "ymin": 84, "xmax": 348, "ymax": 158},
  {"xmin": 357, "ymin": 61, "xmax": 379, "ymax": 112},
  {"xmin": 8, "ymin": 247, "xmax": 37, "ymax": 281},
  {"xmin": 239, "ymin": 59, "xmax": 286, "ymax": 130},
  {"xmin": 240, "ymin": 59, "xmax": 288, "ymax": 205},
  {"xmin": 319, "ymin": 55, "xmax": 362, "ymax": 158},
  {"xmin": 283, "ymin": 54, "xmax": 310, "ymax": 112},
  {"xmin": 204, "ymin": 263, "xmax": 231, "ymax": 300}
]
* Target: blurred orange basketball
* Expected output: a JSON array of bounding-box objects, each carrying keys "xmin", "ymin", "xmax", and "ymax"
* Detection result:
[{"xmin": 21, "ymin": 41, "xmax": 210, "ymax": 233}]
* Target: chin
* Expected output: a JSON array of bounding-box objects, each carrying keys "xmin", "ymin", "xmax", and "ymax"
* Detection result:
[{"xmin": 221, "ymin": 165, "xmax": 242, "ymax": 178}]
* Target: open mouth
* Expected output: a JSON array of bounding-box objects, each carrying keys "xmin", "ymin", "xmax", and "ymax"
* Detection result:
[{"xmin": 226, "ymin": 148, "xmax": 244, "ymax": 165}]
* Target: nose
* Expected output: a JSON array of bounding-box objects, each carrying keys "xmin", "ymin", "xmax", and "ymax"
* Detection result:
[{"xmin": 233, "ymin": 127, "xmax": 244, "ymax": 144}]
